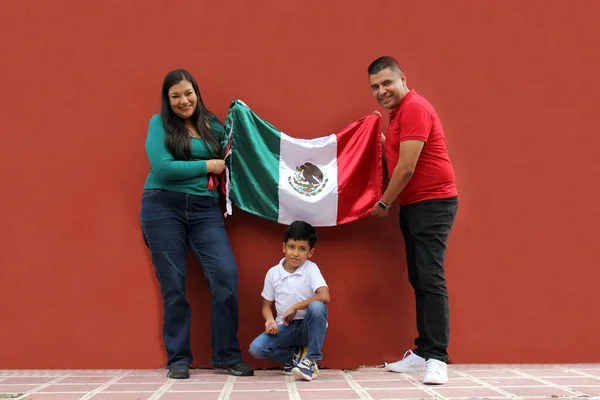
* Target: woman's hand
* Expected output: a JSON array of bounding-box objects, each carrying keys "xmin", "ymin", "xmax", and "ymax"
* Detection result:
[{"xmin": 207, "ymin": 159, "xmax": 226, "ymax": 174}]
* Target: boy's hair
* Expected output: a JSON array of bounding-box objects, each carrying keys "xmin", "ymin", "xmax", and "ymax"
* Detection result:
[
  {"xmin": 368, "ymin": 56, "xmax": 403, "ymax": 75},
  {"xmin": 284, "ymin": 221, "xmax": 318, "ymax": 249}
]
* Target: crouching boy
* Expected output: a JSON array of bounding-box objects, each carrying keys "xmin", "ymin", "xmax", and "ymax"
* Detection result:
[{"xmin": 249, "ymin": 221, "xmax": 330, "ymax": 381}]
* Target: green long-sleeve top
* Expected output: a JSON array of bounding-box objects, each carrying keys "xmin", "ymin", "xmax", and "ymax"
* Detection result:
[{"xmin": 143, "ymin": 114, "xmax": 225, "ymax": 197}]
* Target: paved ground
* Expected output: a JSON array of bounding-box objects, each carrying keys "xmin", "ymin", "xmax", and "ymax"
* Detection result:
[{"xmin": 1, "ymin": 364, "xmax": 599, "ymax": 399}]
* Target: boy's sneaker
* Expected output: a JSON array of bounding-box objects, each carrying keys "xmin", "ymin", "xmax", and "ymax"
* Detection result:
[
  {"xmin": 292, "ymin": 358, "xmax": 318, "ymax": 381},
  {"xmin": 386, "ymin": 350, "xmax": 426, "ymax": 373},
  {"xmin": 423, "ymin": 359, "xmax": 448, "ymax": 385},
  {"xmin": 283, "ymin": 347, "xmax": 307, "ymax": 375}
]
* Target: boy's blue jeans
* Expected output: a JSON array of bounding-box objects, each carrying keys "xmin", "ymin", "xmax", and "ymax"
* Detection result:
[{"xmin": 249, "ymin": 301, "xmax": 328, "ymax": 362}]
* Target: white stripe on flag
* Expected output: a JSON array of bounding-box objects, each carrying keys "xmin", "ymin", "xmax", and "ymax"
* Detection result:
[{"xmin": 278, "ymin": 132, "xmax": 338, "ymax": 226}]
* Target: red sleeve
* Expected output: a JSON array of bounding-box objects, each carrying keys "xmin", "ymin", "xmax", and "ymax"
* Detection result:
[{"xmin": 395, "ymin": 103, "xmax": 432, "ymax": 143}]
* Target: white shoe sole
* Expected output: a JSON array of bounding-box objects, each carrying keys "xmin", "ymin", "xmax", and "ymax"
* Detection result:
[
  {"xmin": 423, "ymin": 377, "xmax": 448, "ymax": 385},
  {"xmin": 387, "ymin": 365, "xmax": 426, "ymax": 373}
]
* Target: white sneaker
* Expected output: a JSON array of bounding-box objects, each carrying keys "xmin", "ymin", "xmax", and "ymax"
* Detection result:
[
  {"xmin": 386, "ymin": 350, "xmax": 426, "ymax": 373},
  {"xmin": 423, "ymin": 359, "xmax": 448, "ymax": 385}
]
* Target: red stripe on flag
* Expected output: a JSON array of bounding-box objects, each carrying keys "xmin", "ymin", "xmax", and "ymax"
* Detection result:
[
  {"xmin": 335, "ymin": 113, "xmax": 382, "ymax": 225},
  {"xmin": 220, "ymin": 128, "xmax": 233, "ymax": 195},
  {"xmin": 208, "ymin": 174, "xmax": 218, "ymax": 190}
]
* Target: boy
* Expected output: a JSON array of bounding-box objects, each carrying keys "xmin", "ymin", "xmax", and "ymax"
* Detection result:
[{"xmin": 248, "ymin": 221, "xmax": 330, "ymax": 381}]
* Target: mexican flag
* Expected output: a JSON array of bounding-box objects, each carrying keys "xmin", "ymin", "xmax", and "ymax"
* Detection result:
[{"xmin": 222, "ymin": 100, "xmax": 382, "ymax": 227}]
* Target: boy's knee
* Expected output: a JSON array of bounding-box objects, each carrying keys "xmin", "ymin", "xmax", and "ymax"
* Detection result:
[
  {"xmin": 308, "ymin": 301, "xmax": 328, "ymax": 316},
  {"xmin": 248, "ymin": 340, "xmax": 269, "ymax": 360}
]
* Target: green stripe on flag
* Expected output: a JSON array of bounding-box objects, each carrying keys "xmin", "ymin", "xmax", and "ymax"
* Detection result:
[{"xmin": 225, "ymin": 100, "xmax": 281, "ymax": 222}]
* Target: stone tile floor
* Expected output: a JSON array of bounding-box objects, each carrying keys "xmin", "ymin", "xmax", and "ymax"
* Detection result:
[{"xmin": 1, "ymin": 364, "xmax": 599, "ymax": 399}]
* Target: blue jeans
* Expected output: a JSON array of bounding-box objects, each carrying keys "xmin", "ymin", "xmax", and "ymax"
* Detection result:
[
  {"xmin": 248, "ymin": 301, "xmax": 328, "ymax": 362},
  {"xmin": 140, "ymin": 189, "xmax": 243, "ymax": 367}
]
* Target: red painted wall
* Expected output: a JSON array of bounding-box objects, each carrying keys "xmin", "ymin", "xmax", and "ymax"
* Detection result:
[{"xmin": 1, "ymin": 1, "xmax": 599, "ymax": 369}]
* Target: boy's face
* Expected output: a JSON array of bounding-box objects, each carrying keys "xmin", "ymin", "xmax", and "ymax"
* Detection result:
[{"xmin": 282, "ymin": 239, "xmax": 314, "ymax": 269}]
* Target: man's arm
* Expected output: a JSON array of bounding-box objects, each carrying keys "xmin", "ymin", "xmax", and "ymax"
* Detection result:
[
  {"xmin": 380, "ymin": 140, "xmax": 424, "ymax": 205},
  {"xmin": 372, "ymin": 104, "xmax": 431, "ymax": 215}
]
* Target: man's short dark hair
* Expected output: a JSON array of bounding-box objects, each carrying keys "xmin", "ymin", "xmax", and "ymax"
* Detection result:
[
  {"xmin": 368, "ymin": 56, "xmax": 402, "ymax": 75},
  {"xmin": 284, "ymin": 221, "xmax": 318, "ymax": 249}
]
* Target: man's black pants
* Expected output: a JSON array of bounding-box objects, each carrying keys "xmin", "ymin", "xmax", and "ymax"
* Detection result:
[{"xmin": 399, "ymin": 196, "xmax": 458, "ymax": 363}]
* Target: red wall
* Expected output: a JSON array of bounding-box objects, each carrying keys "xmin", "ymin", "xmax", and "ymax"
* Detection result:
[{"xmin": 1, "ymin": 1, "xmax": 599, "ymax": 369}]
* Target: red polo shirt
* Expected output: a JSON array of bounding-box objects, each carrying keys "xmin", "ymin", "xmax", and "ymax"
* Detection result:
[{"xmin": 385, "ymin": 90, "xmax": 457, "ymax": 205}]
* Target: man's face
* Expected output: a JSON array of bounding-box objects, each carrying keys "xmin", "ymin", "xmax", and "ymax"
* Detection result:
[{"xmin": 369, "ymin": 68, "xmax": 409, "ymax": 110}]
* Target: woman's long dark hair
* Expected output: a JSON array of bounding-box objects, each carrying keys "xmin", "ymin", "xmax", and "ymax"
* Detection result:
[{"xmin": 161, "ymin": 69, "xmax": 222, "ymax": 160}]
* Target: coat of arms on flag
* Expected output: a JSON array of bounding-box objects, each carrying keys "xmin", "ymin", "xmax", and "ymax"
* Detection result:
[{"xmin": 221, "ymin": 100, "xmax": 382, "ymax": 227}]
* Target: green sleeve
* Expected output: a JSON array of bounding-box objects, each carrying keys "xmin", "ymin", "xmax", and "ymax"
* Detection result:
[
  {"xmin": 208, "ymin": 115, "xmax": 227, "ymax": 157},
  {"xmin": 145, "ymin": 115, "xmax": 208, "ymax": 181}
]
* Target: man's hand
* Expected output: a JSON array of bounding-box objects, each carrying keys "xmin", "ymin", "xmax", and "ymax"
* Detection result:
[
  {"xmin": 265, "ymin": 319, "xmax": 278, "ymax": 335},
  {"xmin": 282, "ymin": 307, "xmax": 297, "ymax": 326},
  {"xmin": 371, "ymin": 202, "xmax": 389, "ymax": 217}
]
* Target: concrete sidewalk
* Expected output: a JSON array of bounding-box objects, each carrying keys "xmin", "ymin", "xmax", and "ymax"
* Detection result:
[{"xmin": 1, "ymin": 364, "xmax": 599, "ymax": 399}]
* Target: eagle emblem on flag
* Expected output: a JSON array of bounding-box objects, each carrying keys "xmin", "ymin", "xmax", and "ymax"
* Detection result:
[{"xmin": 288, "ymin": 162, "xmax": 329, "ymax": 197}]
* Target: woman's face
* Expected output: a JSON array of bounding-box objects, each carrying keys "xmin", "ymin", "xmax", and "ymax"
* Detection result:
[{"xmin": 168, "ymin": 80, "xmax": 197, "ymax": 119}]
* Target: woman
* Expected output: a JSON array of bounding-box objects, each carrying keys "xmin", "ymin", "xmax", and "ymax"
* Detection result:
[{"xmin": 140, "ymin": 69, "xmax": 253, "ymax": 379}]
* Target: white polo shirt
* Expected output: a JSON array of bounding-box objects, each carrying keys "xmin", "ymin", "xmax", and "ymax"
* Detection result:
[{"xmin": 261, "ymin": 258, "xmax": 328, "ymax": 325}]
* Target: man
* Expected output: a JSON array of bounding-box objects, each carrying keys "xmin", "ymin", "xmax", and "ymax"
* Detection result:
[{"xmin": 368, "ymin": 56, "xmax": 458, "ymax": 385}]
